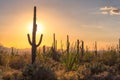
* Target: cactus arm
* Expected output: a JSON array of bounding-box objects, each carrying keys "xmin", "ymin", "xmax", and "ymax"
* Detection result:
[
  {"xmin": 36, "ymin": 34, "xmax": 43, "ymax": 47},
  {"xmin": 27, "ymin": 34, "xmax": 32, "ymax": 45}
]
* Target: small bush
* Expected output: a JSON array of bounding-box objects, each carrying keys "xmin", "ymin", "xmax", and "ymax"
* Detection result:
[
  {"xmin": 9, "ymin": 56, "xmax": 26, "ymax": 70},
  {"xmin": 85, "ymin": 62, "xmax": 106, "ymax": 74},
  {"xmin": 22, "ymin": 63, "xmax": 57, "ymax": 80}
]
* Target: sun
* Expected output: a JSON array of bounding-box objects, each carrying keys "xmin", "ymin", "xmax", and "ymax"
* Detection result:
[{"xmin": 28, "ymin": 22, "xmax": 44, "ymax": 34}]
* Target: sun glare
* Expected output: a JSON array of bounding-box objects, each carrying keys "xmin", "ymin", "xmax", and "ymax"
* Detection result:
[{"xmin": 28, "ymin": 22, "xmax": 44, "ymax": 34}]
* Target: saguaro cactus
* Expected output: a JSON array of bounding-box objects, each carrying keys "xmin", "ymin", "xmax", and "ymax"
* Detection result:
[
  {"xmin": 66, "ymin": 35, "xmax": 70, "ymax": 54},
  {"xmin": 53, "ymin": 33, "xmax": 57, "ymax": 51},
  {"xmin": 95, "ymin": 41, "xmax": 97, "ymax": 56},
  {"xmin": 27, "ymin": 6, "xmax": 43, "ymax": 64},
  {"xmin": 81, "ymin": 40, "xmax": 84, "ymax": 56},
  {"xmin": 77, "ymin": 40, "xmax": 80, "ymax": 54}
]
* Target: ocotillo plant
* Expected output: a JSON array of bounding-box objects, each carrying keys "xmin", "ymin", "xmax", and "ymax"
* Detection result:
[
  {"xmin": 27, "ymin": 6, "xmax": 43, "ymax": 64},
  {"xmin": 77, "ymin": 40, "xmax": 80, "ymax": 54},
  {"xmin": 66, "ymin": 35, "xmax": 70, "ymax": 54},
  {"xmin": 81, "ymin": 40, "xmax": 84, "ymax": 56},
  {"xmin": 95, "ymin": 41, "xmax": 97, "ymax": 56}
]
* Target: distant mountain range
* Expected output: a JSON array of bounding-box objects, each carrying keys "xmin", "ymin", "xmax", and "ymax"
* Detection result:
[
  {"xmin": 0, "ymin": 45, "xmax": 53, "ymax": 55},
  {"xmin": 0, "ymin": 45, "xmax": 31, "ymax": 55}
]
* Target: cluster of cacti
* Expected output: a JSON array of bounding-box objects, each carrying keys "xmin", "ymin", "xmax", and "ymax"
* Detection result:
[{"xmin": 27, "ymin": 6, "xmax": 43, "ymax": 64}]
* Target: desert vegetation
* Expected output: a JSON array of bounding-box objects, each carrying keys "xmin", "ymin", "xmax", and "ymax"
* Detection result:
[{"xmin": 0, "ymin": 36, "xmax": 120, "ymax": 80}]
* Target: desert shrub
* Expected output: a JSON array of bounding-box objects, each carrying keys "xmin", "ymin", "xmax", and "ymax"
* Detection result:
[
  {"xmin": 85, "ymin": 62, "xmax": 106, "ymax": 74},
  {"xmin": 77, "ymin": 64, "xmax": 91, "ymax": 79},
  {"xmin": 102, "ymin": 52, "xmax": 118, "ymax": 66},
  {"xmin": 9, "ymin": 56, "xmax": 26, "ymax": 70},
  {"xmin": 2, "ymin": 70, "xmax": 22, "ymax": 80},
  {"xmin": 82, "ymin": 53, "xmax": 94, "ymax": 63},
  {"xmin": 22, "ymin": 63, "xmax": 57, "ymax": 80},
  {"xmin": 61, "ymin": 71, "xmax": 78, "ymax": 80},
  {"xmin": 0, "ymin": 53, "xmax": 10, "ymax": 67},
  {"xmin": 2, "ymin": 74, "xmax": 14, "ymax": 80}
]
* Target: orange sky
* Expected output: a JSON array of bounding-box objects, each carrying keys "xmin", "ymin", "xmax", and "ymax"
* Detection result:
[{"xmin": 0, "ymin": 0, "xmax": 120, "ymax": 50}]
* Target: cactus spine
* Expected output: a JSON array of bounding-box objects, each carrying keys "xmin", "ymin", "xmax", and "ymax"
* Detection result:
[
  {"xmin": 27, "ymin": 6, "xmax": 43, "ymax": 64},
  {"xmin": 66, "ymin": 35, "xmax": 70, "ymax": 54}
]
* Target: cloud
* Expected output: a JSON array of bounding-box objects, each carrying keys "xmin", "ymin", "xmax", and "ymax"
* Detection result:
[{"xmin": 100, "ymin": 6, "xmax": 120, "ymax": 15}]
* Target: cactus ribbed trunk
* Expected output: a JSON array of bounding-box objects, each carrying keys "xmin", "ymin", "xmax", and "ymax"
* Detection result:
[{"xmin": 27, "ymin": 6, "xmax": 43, "ymax": 64}]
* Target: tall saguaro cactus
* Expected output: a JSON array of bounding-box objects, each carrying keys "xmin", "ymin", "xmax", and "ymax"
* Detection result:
[{"xmin": 27, "ymin": 6, "xmax": 43, "ymax": 64}]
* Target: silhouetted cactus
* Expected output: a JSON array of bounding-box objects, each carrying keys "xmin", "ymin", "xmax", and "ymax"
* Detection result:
[
  {"xmin": 66, "ymin": 35, "xmax": 70, "ymax": 54},
  {"xmin": 95, "ymin": 41, "xmax": 97, "ymax": 56},
  {"xmin": 77, "ymin": 40, "xmax": 80, "ymax": 54},
  {"xmin": 81, "ymin": 40, "xmax": 84, "ymax": 56},
  {"xmin": 52, "ymin": 33, "xmax": 57, "ymax": 51},
  {"xmin": 27, "ymin": 6, "xmax": 43, "ymax": 64}
]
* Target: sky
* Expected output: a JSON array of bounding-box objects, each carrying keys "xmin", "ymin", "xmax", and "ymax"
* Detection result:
[{"xmin": 0, "ymin": 0, "xmax": 120, "ymax": 50}]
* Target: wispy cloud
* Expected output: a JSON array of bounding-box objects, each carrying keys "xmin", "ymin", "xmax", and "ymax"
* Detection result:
[{"xmin": 100, "ymin": 6, "xmax": 120, "ymax": 15}]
